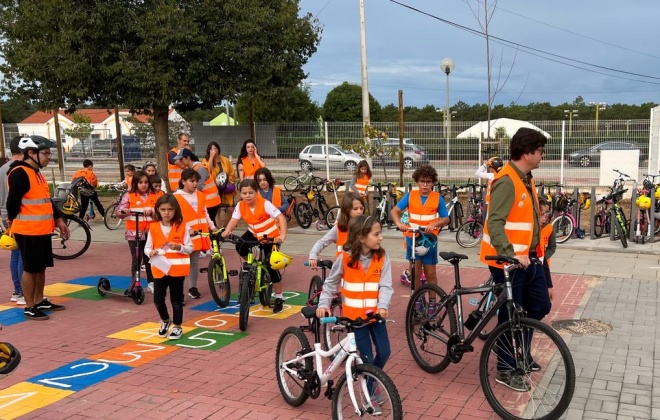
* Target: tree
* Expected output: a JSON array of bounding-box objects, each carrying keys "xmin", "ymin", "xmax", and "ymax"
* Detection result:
[
  {"xmin": 63, "ymin": 113, "xmax": 93, "ymax": 157},
  {"xmin": 235, "ymin": 84, "xmax": 320, "ymax": 122},
  {"xmin": 0, "ymin": 0, "xmax": 321, "ymax": 186},
  {"xmin": 0, "ymin": 98, "xmax": 37, "ymax": 123},
  {"xmin": 323, "ymin": 82, "xmax": 382, "ymax": 122}
]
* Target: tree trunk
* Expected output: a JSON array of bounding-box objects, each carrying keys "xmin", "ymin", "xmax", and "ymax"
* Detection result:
[{"xmin": 153, "ymin": 104, "xmax": 171, "ymax": 191}]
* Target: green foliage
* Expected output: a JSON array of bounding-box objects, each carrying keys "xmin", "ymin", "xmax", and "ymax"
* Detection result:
[
  {"xmin": 322, "ymin": 82, "xmax": 382, "ymax": 122},
  {"xmin": 236, "ymin": 84, "xmax": 320, "ymax": 122},
  {"xmin": 0, "ymin": 98, "xmax": 37, "ymax": 123},
  {"xmin": 63, "ymin": 113, "xmax": 93, "ymax": 140},
  {"xmin": 340, "ymin": 125, "xmax": 398, "ymax": 181},
  {"xmin": 180, "ymin": 107, "xmax": 226, "ymax": 125}
]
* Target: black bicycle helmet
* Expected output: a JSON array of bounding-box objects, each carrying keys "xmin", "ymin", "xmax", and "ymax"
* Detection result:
[
  {"xmin": 0, "ymin": 342, "xmax": 21, "ymax": 378},
  {"xmin": 489, "ymin": 156, "xmax": 504, "ymax": 172},
  {"xmin": 18, "ymin": 135, "xmax": 54, "ymax": 152}
]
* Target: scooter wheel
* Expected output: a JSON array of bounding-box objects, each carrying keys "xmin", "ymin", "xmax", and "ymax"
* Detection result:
[
  {"xmin": 133, "ymin": 287, "xmax": 145, "ymax": 305},
  {"xmin": 97, "ymin": 278, "xmax": 110, "ymax": 296}
]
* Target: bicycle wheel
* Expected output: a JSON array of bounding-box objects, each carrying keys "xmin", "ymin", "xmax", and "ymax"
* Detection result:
[
  {"xmin": 276, "ymin": 326, "xmax": 312, "ymax": 407},
  {"xmin": 307, "ymin": 275, "xmax": 323, "ymax": 306},
  {"xmin": 258, "ymin": 269, "xmax": 273, "ymax": 308},
  {"xmin": 238, "ymin": 272, "xmax": 253, "ymax": 332},
  {"xmin": 551, "ymin": 215, "xmax": 573, "ymax": 244},
  {"xmin": 283, "ymin": 176, "xmax": 300, "ymax": 191},
  {"xmin": 479, "ymin": 317, "xmax": 575, "ymax": 420},
  {"xmin": 405, "ymin": 283, "xmax": 455, "ymax": 373},
  {"xmin": 321, "ymin": 298, "xmax": 344, "ymax": 352},
  {"xmin": 332, "ymin": 363, "xmax": 403, "ymax": 419},
  {"xmin": 456, "ymin": 220, "xmax": 484, "ymax": 248},
  {"xmin": 294, "ymin": 203, "xmax": 313, "ymax": 229},
  {"xmin": 103, "ymin": 203, "xmax": 122, "ymax": 230},
  {"xmin": 593, "ymin": 212, "xmax": 604, "ymax": 237},
  {"xmin": 614, "ymin": 209, "xmax": 628, "ymax": 248},
  {"xmin": 52, "ymin": 215, "xmax": 91, "ymax": 260},
  {"xmin": 207, "ymin": 257, "xmax": 230, "ymax": 308},
  {"xmin": 324, "ymin": 206, "xmax": 340, "ymax": 227},
  {"xmin": 310, "ymin": 176, "xmax": 324, "ymax": 192},
  {"xmin": 454, "ymin": 202, "xmax": 464, "ymax": 227}
]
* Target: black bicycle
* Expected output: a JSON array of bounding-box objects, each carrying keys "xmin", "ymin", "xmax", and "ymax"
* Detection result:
[
  {"xmin": 406, "ymin": 253, "xmax": 575, "ymax": 420},
  {"xmin": 294, "ymin": 186, "xmax": 339, "ymax": 230}
]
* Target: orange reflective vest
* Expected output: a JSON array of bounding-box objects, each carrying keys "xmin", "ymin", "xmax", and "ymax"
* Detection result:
[
  {"xmin": 341, "ymin": 252, "xmax": 383, "ymax": 320},
  {"xmin": 271, "ymin": 187, "xmax": 282, "ymax": 208},
  {"xmin": 239, "ymin": 194, "xmax": 280, "ymax": 239},
  {"xmin": 175, "ymin": 191, "xmax": 211, "ymax": 252},
  {"xmin": 241, "ymin": 157, "xmax": 262, "ymax": 179},
  {"xmin": 72, "ymin": 168, "xmax": 98, "ymax": 188},
  {"xmin": 9, "ymin": 166, "xmax": 55, "ymax": 235},
  {"xmin": 192, "ymin": 162, "xmax": 221, "ymax": 208},
  {"xmin": 336, "ymin": 227, "xmax": 348, "ymax": 256},
  {"xmin": 406, "ymin": 190, "xmax": 441, "ymax": 237},
  {"xmin": 167, "ymin": 147, "xmax": 181, "ymax": 192},
  {"xmin": 480, "ymin": 163, "xmax": 539, "ymax": 268},
  {"xmin": 354, "ymin": 175, "xmax": 370, "ymax": 195},
  {"xmin": 537, "ymin": 224, "xmax": 553, "ymax": 266},
  {"xmin": 149, "ymin": 223, "xmax": 190, "ymax": 278},
  {"xmin": 125, "ymin": 192, "xmax": 158, "ymax": 232}
]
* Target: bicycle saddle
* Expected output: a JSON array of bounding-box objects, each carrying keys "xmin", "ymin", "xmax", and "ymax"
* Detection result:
[
  {"xmin": 301, "ymin": 306, "xmax": 317, "ymax": 319},
  {"xmin": 439, "ymin": 251, "xmax": 468, "ymax": 263}
]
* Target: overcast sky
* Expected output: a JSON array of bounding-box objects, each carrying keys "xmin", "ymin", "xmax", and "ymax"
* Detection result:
[{"xmin": 298, "ymin": 0, "xmax": 660, "ymax": 109}]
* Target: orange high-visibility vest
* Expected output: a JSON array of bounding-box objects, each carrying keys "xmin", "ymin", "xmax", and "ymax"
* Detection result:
[
  {"xmin": 9, "ymin": 166, "xmax": 55, "ymax": 235},
  {"xmin": 149, "ymin": 222, "xmax": 190, "ymax": 278},
  {"xmin": 537, "ymin": 223, "xmax": 554, "ymax": 266},
  {"xmin": 336, "ymin": 227, "xmax": 348, "ymax": 255},
  {"xmin": 239, "ymin": 194, "xmax": 280, "ymax": 238},
  {"xmin": 406, "ymin": 190, "xmax": 441, "ymax": 238},
  {"xmin": 72, "ymin": 168, "xmax": 98, "ymax": 188},
  {"xmin": 340, "ymin": 252, "xmax": 383, "ymax": 320},
  {"xmin": 125, "ymin": 192, "xmax": 158, "ymax": 232},
  {"xmin": 354, "ymin": 175, "xmax": 370, "ymax": 195},
  {"xmin": 167, "ymin": 147, "xmax": 181, "ymax": 192},
  {"xmin": 480, "ymin": 163, "xmax": 539, "ymax": 268},
  {"xmin": 175, "ymin": 191, "xmax": 211, "ymax": 252},
  {"xmin": 192, "ymin": 161, "xmax": 221, "ymax": 208},
  {"xmin": 271, "ymin": 186, "xmax": 282, "ymax": 208},
  {"xmin": 241, "ymin": 157, "xmax": 262, "ymax": 179}
]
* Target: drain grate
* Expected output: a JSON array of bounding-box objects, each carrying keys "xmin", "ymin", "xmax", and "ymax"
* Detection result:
[{"xmin": 552, "ymin": 319, "xmax": 612, "ymax": 335}]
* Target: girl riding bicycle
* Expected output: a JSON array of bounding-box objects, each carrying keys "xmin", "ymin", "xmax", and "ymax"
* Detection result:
[
  {"xmin": 308, "ymin": 192, "xmax": 365, "ymax": 266},
  {"xmin": 222, "ymin": 179, "xmax": 288, "ymax": 313},
  {"xmin": 315, "ymin": 215, "xmax": 393, "ymax": 399},
  {"xmin": 174, "ymin": 169, "xmax": 217, "ymax": 300},
  {"xmin": 145, "ymin": 194, "xmax": 193, "ymax": 340}
]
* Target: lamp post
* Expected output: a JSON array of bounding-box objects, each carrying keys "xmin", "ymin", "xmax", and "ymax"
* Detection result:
[
  {"xmin": 441, "ymin": 58, "xmax": 455, "ymax": 177},
  {"xmin": 564, "ymin": 109, "xmax": 578, "ymax": 137},
  {"xmin": 589, "ymin": 101, "xmax": 606, "ymax": 135}
]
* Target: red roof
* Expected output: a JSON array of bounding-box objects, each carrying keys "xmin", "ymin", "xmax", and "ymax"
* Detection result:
[{"xmin": 20, "ymin": 108, "xmax": 174, "ymax": 124}]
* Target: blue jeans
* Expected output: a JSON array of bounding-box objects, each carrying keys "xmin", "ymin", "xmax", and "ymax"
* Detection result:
[
  {"xmin": 10, "ymin": 249, "xmax": 24, "ymax": 294},
  {"xmin": 354, "ymin": 320, "xmax": 391, "ymax": 371}
]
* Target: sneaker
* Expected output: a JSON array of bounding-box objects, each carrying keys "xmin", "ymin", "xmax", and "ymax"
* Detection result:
[
  {"xmin": 371, "ymin": 386, "xmax": 387, "ymax": 405},
  {"xmin": 361, "ymin": 397, "xmax": 383, "ymax": 416},
  {"xmin": 36, "ymin": 298, "xmax": 65, "ymax": 311},
  {"xmin": 158, "ymin": 319, "xmax": 172, "ymax": 338},
  {"xmin": 140, "ymin": 265, "xmax": 146, "ymax": 272},
  {"xmin": 10, "ymin": 292, "xmax": 20, "ymax": 302},
  {"xmin": 526, "ymin": 359, "xmax": 542, "ymax": 372},
  {"xmin": 24, "ymin": 306, "xmax": 49, "ymax": 320},
  {"xmin": 147, "ymin": 282, "xmax": 154, "ymax": 294},
  {"xmin": 400, "ymin": 269, "xmax": 411, "ymax": 285},
  {"xmin": 188, "ymin": 287, "xmax": 202, "ymax": 299},
  {"xmin": 495, "ymin": 370, "xmax": 531, "ymax": 392},
  {"xmin": 15, "ymin": 295, "xmax": 26, "ymax": 305},
  {"xmin": 169, "ymin": 326, "xmax": 183, "ymax": 340},
  {"xmin": 273, "ymin": 298, "xmax": 284, "ymax": 314},
  {"xmin": 414, "ymin": 299, "xmax": 425, "ymax": 318},
  {"xmin": 427, "ymin": 300, "xmax": 438, "ymax": 318}
]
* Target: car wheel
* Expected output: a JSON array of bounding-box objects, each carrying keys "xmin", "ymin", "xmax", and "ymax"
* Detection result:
[
  {"xmin": 300, "ymin": 160, "xmax": 312, "ymax": 171},
  {"xmin": 579, "ymin": 156, "xmax": 591, "ymax": 167},
  {"xmin": 403, "ymin": 157, "xmax": 413, "ymax": 169},
  {"xmin": 345, "ymin": 161, "xmax": 357, "ymax": 172}
]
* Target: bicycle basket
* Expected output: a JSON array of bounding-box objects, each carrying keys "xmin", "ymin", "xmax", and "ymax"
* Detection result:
[{"xmin": 553, "ymin": 194, "xmax": 568, "ymax": 212}]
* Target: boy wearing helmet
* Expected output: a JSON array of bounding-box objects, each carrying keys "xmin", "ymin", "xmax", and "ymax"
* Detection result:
[
  {"xmin": 475, "ymin": 156, "xmax": 504, "ymax": 182},
  {"xmin": 6, "ymin": 136, "xmax": 70, "ymax": 320}
]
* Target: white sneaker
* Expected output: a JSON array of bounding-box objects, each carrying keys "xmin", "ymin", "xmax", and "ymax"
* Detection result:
[
  {"xmin": 10, "ymin": 292, "xmax": 19, "ymax": 302},
  {"xmin": 15, "ymin": 295, "xmax": 26, "ymax": 305},
  {"xmin": 169, "ymin": 326, "xmax": 183, "ymax": 340},
  {"xmin": 147, "ymin": 283, "xmax": 154, "ymax": 294},
  {"xmin": 140, "ymin": 265, "xmax": 146, "ymax": 272}
]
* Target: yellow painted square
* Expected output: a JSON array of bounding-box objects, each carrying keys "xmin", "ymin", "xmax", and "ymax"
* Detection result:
[
  {"xmin": 0, "ymin": 305, "xmax": 15, "ymax": 312},
  {"xmin": 184, "ymin": 312, "xmax": 239, "ymax": 330},
  {"xmin": 43, "ymin": 283, "xmax": 91, "ymax": 296},
  {"xmin": 90, "ymin": 342, "xmax": 179, "ymax": 367},
  {"xmin": 108, "ymin": 322, "xmax": 194, "ymax": 343},
  {"xmin": 250, "ymin": 304, "xmax": 303, "ymax": 319},
  {"xmin": 0, "ymin": 382, "xmax": 74, "ymax": 420}
]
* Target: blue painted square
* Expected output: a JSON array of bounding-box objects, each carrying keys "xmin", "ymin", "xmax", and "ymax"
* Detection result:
[
  {"xmin": 68, "ymin": 275, "xmax": 148, "ymax": 287},
  {"xmin": 0, "ymin": 308, "xmax": 27, "ymax": 326},
  {"xmin": 28, "ymin": 358, "xmax": 132, "ymax": 391},
  {"xmin": 189, "ymin": 299, "xmax": 247, "ymax": 314}
]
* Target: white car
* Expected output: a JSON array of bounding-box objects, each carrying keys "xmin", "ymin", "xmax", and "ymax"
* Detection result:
[{"xmin": 298, "ymin": 144, "xmax": 361, "ymax": 172}]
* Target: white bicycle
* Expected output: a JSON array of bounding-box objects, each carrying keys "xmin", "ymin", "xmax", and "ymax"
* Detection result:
[{"xmin": 276, "ymin": 307, "xmax": 403, "ymax": 419}]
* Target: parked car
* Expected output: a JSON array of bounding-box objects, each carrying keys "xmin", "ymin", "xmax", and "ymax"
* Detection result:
[
  {"xmin": 298, "ymin": 144, "xmax": 361, "ymax": 172},
  {"xmin": 373, "ymin": 144, "xmax": 429, "ymax": 169},
  {"xmin": 69, "ymin": 139, "xmax": 114, "ymax": 157},
  {"xmin": 380, "ymin": 138, "xmax": 415, "ymax": 147},
  {"xmin": 567, "ymin": 141, "xmax": 642, "ymax": 167}
]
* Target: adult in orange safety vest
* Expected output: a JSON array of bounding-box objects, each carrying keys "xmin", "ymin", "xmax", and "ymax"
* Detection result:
[{"xmin": 167, "ymin": 133, "xmax": 190, "ymax": 192}]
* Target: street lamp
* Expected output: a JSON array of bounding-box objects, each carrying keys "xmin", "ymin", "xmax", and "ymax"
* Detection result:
[
  {"xmin": 441, "ymin": 58, "xmax": 455, "ymax": 177},
  {"xmin": 564, "ymin": 109, "xmax": 578, "ymax": 137},
  {"xmin": 589, "ymin": 101, "xmax": 606, "ymax": 135}
]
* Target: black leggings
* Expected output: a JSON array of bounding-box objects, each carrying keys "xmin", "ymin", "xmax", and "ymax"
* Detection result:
[
  {"xmin": 207, "ymin": 205, "xmax": 220, "ymax": 224},
  {"xmin": 80, "ymin": 192, "xmax": 105, "ymax": 218},
  {"xmin": 153, "ymin": 275, "xmax": 184, "ymax": 325},
  {"xmin": 235, "ymin": 231, "xmax": 281, "ymax": 284},
  {"xmin": 128, "ymin": 240, "xmax": 153, "ymax": 283}
]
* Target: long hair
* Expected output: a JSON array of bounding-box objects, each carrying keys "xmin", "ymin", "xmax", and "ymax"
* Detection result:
[
  {"xmin": 130, "ymin": 170, "xmax": 153, "ymax": 194},
  {"xmin": 344, "ymin": 215, "xmax": 385, "ymax": 268},
  {"xmin": 337, "ymin": 192, "xmax": 365, "ymax": 232},
  {"xmin": 153, "ymin": 193, "xmax": 184, "ymax": 227},
  {"xmin": 205, "ymin": 141, "xmax": 221, "ymax": 163},
  {"xmin": 178, "ymin": 168, "xmax": 200, "ymax": 190},
  {"xmin": 254, "ymin": 167, "xmax": 275, "ymax": 189},
  {"xmin": 354, "ymin": 160, "xmax": 372, "ymax": 179},
  {"xmin": 236, "ymin": 139, "xmax": 255, "ymax": 166}
]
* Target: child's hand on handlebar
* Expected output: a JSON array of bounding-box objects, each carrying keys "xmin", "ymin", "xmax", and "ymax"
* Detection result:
[
  {"xmin": 316, "ymin": 306, "xmax": 331, "ymax": 318},
  {"xmin": 308, "ymin": 259, "xmax": 318, "ymax": 268},
  {"xmin": 276, "ymin": 234, "xmax": 286, "ymax": 243},
  {"xmin": 397, "ymin": 224, "xmax": 408, "ymax": 232},
  {"xmin": 377, "ymin": 308, "xmax": 389, "ymax": 319}
]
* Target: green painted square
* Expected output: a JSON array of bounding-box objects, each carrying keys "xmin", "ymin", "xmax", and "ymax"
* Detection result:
[
  {"xmin": 166, "ymin": 328, "xmax": 248, "ymax": 351},
  {"xmin": 281, "ymin": 290, "xmax": 310, "ymax": 306},
  {"xmin": 64, "ymin": 287, "xmax": 108, "ymax": 301}
]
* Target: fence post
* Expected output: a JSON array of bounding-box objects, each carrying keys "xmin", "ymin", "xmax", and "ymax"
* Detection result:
[
  {"xmin": 590, "ymin": 186, "xmax": 597, "ymax": 240},
  {"xmin": 630, "ymin": 186, "xmax": 638, "ymax": 242},
  {"xmin": 651, "ymin": 188, "xmax": 656, "ymax": 243},
  {"xmin": 560, "ymin": 120, "xmax": 565, "ymax": 185}
]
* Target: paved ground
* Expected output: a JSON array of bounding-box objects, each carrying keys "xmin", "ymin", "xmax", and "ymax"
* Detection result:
[{"xmin": 0, "ymin": 221, "xmax": 658, "ymax": 419}]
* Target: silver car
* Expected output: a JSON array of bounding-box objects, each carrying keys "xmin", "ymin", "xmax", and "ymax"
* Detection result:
[{"xmin": 299, "ymin": 144, "xmax": 361, "ymax": 172}]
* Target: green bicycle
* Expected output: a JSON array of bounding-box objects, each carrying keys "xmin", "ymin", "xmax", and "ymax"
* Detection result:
[{"xmin": 198, "ymin": 229, "xmax": 239, "ymax": 308}]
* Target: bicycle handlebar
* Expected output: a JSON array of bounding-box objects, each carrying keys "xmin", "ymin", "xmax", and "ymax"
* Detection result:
[
  {"xmin": 613, "ymin": 169, "xmax": 631, "ymax": 179},
  {"xmin": 319, "ymin": 311, "xmax": 385, "ymax": 328}
]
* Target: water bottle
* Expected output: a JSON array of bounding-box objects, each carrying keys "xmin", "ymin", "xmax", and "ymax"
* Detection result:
[{"xmin": 464, "ymin": 309, "xmax": 483, "ymax": 330}]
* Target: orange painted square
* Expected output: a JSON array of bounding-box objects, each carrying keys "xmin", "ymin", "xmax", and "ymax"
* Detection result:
[{"xmin": 89, "ymin": 341, "xmax": 179, "ymax": 367}]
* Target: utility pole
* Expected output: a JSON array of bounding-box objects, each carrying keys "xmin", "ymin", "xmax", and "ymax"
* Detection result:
[{"xmin": 359, "ymin": 0, "xmax": 370, "ymax": 131}]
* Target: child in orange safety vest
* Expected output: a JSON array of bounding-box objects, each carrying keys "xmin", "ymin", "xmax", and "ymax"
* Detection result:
[
  {"xmin": 350, "ymin": 160, "xmax": 372, "ymax": 213},
  {"xmin": 144, "ymin": 194, "xmax": 193, "ymax": 340}
]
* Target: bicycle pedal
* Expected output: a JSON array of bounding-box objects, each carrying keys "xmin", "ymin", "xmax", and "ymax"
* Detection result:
[
  {"xmin": 228, "ymin": 270, "xmax": 239, "ymax": 276},
  {"xmin": 199, "ymin": 267, "xmax": 208, "ymax": 273}
]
